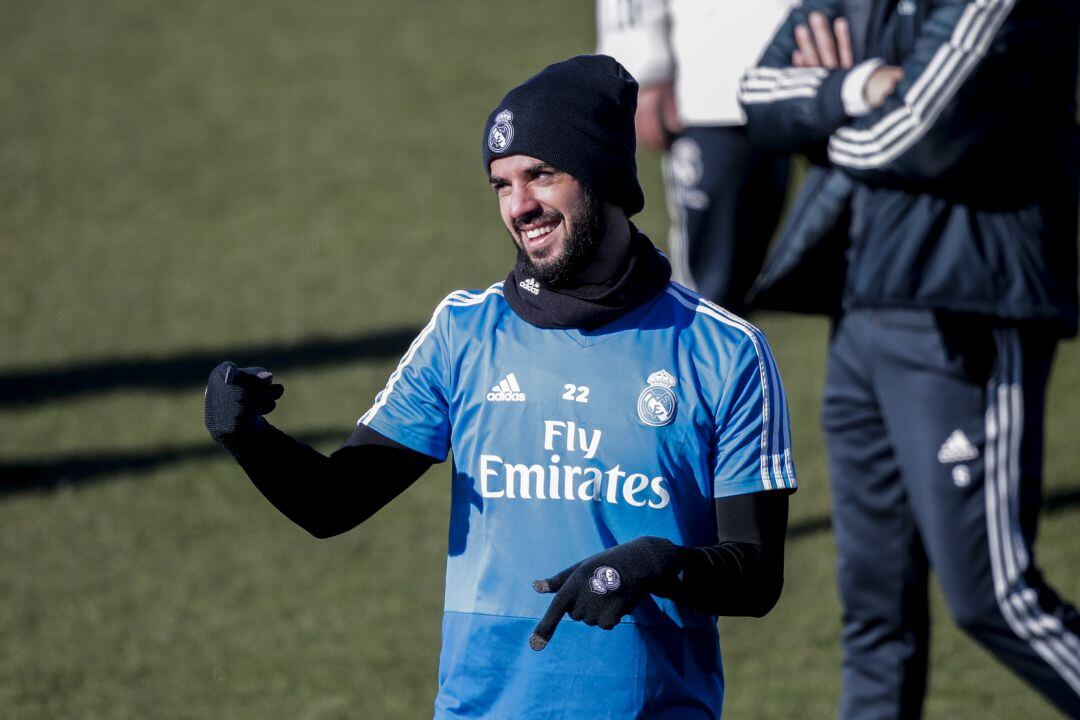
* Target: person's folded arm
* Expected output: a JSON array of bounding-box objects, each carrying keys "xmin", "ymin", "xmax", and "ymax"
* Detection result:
[
  {"xmin": 738, "ymin": 1, "xmax": 854, "ymax": 155},
  {"xmin": 827, "ymin": 0, "xmax": 1068, "ymax": 182}
]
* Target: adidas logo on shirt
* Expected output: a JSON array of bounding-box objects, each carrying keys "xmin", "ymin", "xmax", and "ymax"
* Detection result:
[
  {"xmin": 519, "ymin": 278, "xmax": 541, "ymax": 295},
  {"xmin": 487, "ymin": 372, "xmax": 526, "ymax": 402},
  {"xmin": 937, "ymin": 429, "xmax": 979, "ymax": 464}
]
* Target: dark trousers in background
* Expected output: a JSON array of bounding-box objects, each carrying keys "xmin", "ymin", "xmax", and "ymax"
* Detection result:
[
  {"xmin": 823, "ymin": 309, "xmax": 1080, "ymax": 720},
  {"xmin": 663, "ymin": 125, "xmax": 788, "ymax": 316}
]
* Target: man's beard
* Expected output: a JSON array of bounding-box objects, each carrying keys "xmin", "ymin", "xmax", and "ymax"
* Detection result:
[{"xmin": 512, "ymin": 186, "xmax": 605, "ymax": 289}]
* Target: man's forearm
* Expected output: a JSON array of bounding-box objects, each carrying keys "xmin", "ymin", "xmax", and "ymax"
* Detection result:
[
  {"xmin": 670, "ymin": 537, "xmax": 783, "ymax": 617},
  {"xmin": 528, "ymin": 491, "xmax": 790, "ymax": 649},
  {"xmin": 221, "ymin": 423, "xmax": 434, "ymax": 539},
  {"xmin": 662, "ymin": 492, "xmax": 789, "ymax": 617}
]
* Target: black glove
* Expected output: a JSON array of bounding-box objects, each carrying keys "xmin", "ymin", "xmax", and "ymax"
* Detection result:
[
  {"xmin": 204, "ymin": 361, "xmax": 285, "ymax": 444},
  {"xmin": 529, "ymin": 536, "xmax": 682, "ymax": 651}
]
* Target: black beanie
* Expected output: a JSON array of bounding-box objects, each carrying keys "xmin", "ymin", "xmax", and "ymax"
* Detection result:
[{"xmin": 482, "ymin": 54, "xmax": 644, "ymax": 217}]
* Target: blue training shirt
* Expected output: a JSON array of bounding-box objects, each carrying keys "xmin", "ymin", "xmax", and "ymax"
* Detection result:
[{"xmin": 359, "ymin": 281, "xmax": 796, "ymax": 719}]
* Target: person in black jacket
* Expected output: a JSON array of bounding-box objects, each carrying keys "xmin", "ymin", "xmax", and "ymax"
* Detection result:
[{"xmin": 739, "ymin": 1, "xmax": 1080, "ymax": 717}]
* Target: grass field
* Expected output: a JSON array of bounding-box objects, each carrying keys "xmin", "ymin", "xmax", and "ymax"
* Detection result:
[{"xmin": 1, "ymin": 2, "xmax": 1078, "ymax": 718}]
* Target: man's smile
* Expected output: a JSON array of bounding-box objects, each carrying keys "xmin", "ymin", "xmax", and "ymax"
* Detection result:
[
  {"xmin": 515, "ymin": 213, "xmax": 564, "ymax": 257},
  {"xmin": 523, "ymin": 224, "xmax": 557, "ymax": 241}
]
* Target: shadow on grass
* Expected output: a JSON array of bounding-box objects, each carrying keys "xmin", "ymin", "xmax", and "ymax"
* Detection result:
[
  {"xmin": 4, "ymin": 440, "xmax": 1080, "ymax": 539},
  {"xmin": 0, "ymin": 326, "xmax": 419, "ymax": 409},
  {"xmin": 0, "ymin": 429, "xmax": 346, "ymax": 497}
]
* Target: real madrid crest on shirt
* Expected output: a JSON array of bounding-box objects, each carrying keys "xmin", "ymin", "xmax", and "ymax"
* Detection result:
[
  {"xmin": 488, "ymin": 109, "xmax": 514, "ymax": 154},
  {"xmin": 637, "ymin": 369, "xmax": 677, "ymax": 427}
]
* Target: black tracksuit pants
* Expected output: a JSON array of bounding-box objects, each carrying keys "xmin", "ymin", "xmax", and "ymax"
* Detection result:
[
  {"xmin": 662, "ymin": 125, "xmax": 788, "ymax": 316},
  {"xmin": 823, "ymin": 309, "xmax": 1080, "ymax": 719}
]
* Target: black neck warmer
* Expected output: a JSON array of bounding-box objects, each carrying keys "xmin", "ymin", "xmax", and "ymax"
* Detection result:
[{"xmin": 504, "ymin": 228, "xmax": 671, "ymax": 330}]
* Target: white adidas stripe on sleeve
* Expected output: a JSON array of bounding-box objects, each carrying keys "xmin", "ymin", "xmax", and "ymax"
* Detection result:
[
  {"xmin": 738, "ymin": 67, "xmax": 828, "ymax": 105},
  {"xmin": 665, "ymin": 284, "xmax": 797, "ymax": 491},
  {"xmin": 359, "ymin": 284, "xmax": 504, "ymax": 427}
]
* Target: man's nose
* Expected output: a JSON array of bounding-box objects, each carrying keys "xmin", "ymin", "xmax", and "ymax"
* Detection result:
[{"xmin": 509, "ymin": 185, "xmax": 541, "ymax": 222}]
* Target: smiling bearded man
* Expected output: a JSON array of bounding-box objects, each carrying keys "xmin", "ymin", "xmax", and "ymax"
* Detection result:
[
  {"xmin": 205, "ymin": 54, "xmax": 798, "ymax": 719},
  {"xmin": 510, "ymin": 181, "xmax": 604, "ymax": 287}
]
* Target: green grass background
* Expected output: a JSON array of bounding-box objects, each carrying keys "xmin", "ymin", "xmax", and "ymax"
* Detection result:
[{"xmin": 1, "ymin": 2, "xmax": 1077, "ymax": 718}]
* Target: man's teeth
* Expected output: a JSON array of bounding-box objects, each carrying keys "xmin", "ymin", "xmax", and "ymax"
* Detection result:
[{"xmin": 524, "ymin": 224, "xmax": 556, "ymax": 240}]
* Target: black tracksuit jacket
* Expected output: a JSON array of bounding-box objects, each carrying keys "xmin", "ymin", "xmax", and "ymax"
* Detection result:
[{"xmin": 738, "ymin": 0, "xmax": 1079, "ymax": 337}]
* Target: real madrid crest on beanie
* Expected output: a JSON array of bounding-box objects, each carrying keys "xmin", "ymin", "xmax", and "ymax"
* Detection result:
[{"xmin": 482, "ymin": 54, "xmax": 645, "ymax": 217}]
